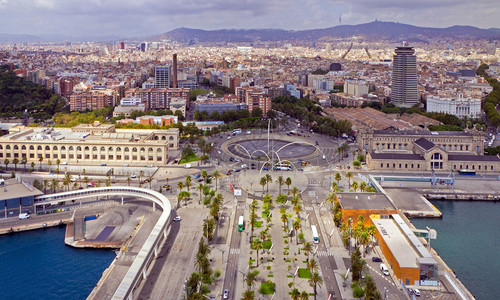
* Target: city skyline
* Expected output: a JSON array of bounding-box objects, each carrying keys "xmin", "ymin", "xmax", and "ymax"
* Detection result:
[{"xmin": 0, "ymin": 0, "xmax": 499, "ymax": 38}]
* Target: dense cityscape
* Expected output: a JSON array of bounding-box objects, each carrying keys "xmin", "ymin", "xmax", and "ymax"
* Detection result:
[{"xmin": 0, "ymin": 5, "xmax": 499, "ymax": 300}]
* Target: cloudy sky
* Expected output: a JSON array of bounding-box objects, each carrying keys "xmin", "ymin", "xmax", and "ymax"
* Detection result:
[{"xmin": 0, "ymin": 0, "xmax": 499, "ymax": 37}]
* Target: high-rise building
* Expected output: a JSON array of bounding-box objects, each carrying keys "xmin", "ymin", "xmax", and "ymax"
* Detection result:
[
  {"xmin": 155, "ymin": 66, "xmax": 171, "ymax": 88},
  {"xmin": 391, "ymin": 43, "xmax": 418, "ymax": 108}
]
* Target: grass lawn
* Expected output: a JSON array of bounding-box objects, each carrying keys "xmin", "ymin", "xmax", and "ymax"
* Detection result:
[
  {"xmin": 263, "ymin": 241, "xmax": 272, "ymax": 249},
  {"xmin": 178, "ymin": 154, "xmax": 199, "ymax": 164},
  {"xmin": 268, "ymin": 274, "xmax": 274, "ymax": 277},
  {"xmin": 298, "ymin": 268, "xmax": 311, "ymax": 278},
  {"xmin": 259, "ymin": 282, "xmax": 275, "ymax": 294}
]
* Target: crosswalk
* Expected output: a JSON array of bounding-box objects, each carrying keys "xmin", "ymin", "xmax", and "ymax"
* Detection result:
[
  {"xmin": 305, "ymin": 206, "xmax": 314, "ymax": 211},
  {"xmin": 315, "ymin": 250, "xmax": 335, "ymax": 257},
  {"xmin": 229, "ymin": 248, "xmax": 240, "ymax": 255}
]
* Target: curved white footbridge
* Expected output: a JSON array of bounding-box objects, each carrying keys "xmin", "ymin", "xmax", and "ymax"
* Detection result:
[{"xmin": 36, "ymin": 187, "xmax": 173, "ymax": 300}]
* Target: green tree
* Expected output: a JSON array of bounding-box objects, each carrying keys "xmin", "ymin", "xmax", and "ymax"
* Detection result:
[
  {"xmin": 265, "ymin": 174, "xmax": 272, "ymax": 193},
  {"xmin": 38, "ymin": 155, "xmax": 43, "ymax": 171},
  {"xmin": 245, "ymin": 269, "xmax": 260, "ymax": 290},
  {"xmin": 352, "ymin": 181, "xmax": 358, "ymax": 192},
  {"xmin": 260, "ymin": 177, "xmax": 267, "ymax": 195},
  {"xmin": 346, "ymin": 172, "xmax": 353, "ymax": 188},
  {"xmin": 12, "ymin": 158, "xmax": 19, "ymax": 172},
  {"xmin": 360, "ymin": 181, "xmax": 367, "ymax": 192},
  {"xmin": 212, "ymin": 170, "xmax": 221, "ymax": 190},
  {"xmin": 285, "ymin": 177, "xmax": 292, "ymax": 194},
  {"xmin": 291, "ymin": 288, "xmax": 301, "ymax": 300},
  {"xmin": 56, "ymin": 159, "xmax": 61, "ymax": 174},
  {"xmin": 241, "ymin": 290, "xmax": 255, "ymax": 300},
  {"xmin": 353, "ymin": 160, "xmax": 361, "ymax": 168},
  {"xmin": 335, "ymin": 172, "xmax": 341, "ymax": 187},
  {"xmin": 303, "ymin": 242, "xmax": 313, "ymax": 261},
  {"xmin": 185, "ymin": 175, "xmax": 192, "ymax": 192},
  {"xmin": 3, "ymin": 158, "xmax": 9, "ymax": 171},
  {"xmin": 308, "ymin": 272, "xmax": 323, "ymax": 300},
  {"xmin": 252, "ymin": 238, "xmax": 263, "ymax": 266},
  {"xmin": 21, "ymin": 156, "xmax": 27, "ymax": 172},
  {"xmin": 276, "ymin": 175, "xmax": 284, "ymax": 195}
]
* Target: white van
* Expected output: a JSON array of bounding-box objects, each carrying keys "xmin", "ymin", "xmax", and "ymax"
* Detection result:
[
  {"xmin": 19, "ymin": 213, "xmax": 30, "ymax": 220},
  {"xmin": 380, "ymin": 263, "xmax": 390, "ymax": 276}
]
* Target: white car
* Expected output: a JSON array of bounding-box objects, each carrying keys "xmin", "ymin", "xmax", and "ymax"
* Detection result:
[
  {"xmin": 223, "ymin": 289, "xmax": 229, "ymax": 299},
  {"xmin": 413, "ymin": 288, "xmax": 421, "ymax": 296},
  {"xmin": 173, "ymin": 216, "xmax": 181, "ymax": 222}
]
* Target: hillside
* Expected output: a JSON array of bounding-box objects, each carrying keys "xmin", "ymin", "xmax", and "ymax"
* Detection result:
[{"xmin": 0, "ymin": 65, "xmax": 66, "ymax": 121}]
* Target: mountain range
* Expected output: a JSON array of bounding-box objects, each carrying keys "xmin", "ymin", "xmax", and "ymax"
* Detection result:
[
  {"xmin": 157, "ymin": 21, "xmax": 500, "ymax": 43},
  {"xmin": 1, "ymin": 21, "xmax": 499, "ymax": 43}
]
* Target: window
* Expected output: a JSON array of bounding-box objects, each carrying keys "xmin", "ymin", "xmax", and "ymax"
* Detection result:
[
  {"xmin": 92, "ymin": 146, "xmax": 97, "ymax": 151},
  {"xmin": 61, "ymin": 146, "xmax": 66, "ymax": 151},
  {"xmin": 376, "ymin": 143, "xmax": 379, "ymax": 150},
  {"xmin": 124, "ymin": 155, "xmax": 129, "ymax": 160},
  {"xmin": 387, "ymin": 163, "xmax": 389, "ymax": 168},
  {"xmin": 411, "ymin": 164, "xmax": 414, "ymax": 168},
  {"xmin": 61, "ymin": 154, "xmax": 66, "ymax": 159},
  {"xmin": 132, "ymin": 148, "xmax": 137, "ymax": 152},
  {"xmin": 393, "ymin": 163, "xmax": 395, "ymax": 168},
  {"xmin": 21, "ymin": 145, "xmax": 26, "ymax": 150},
  {"xmin": 399, "ymin": 164, "xmax": 402, "ymax": 168},
  {"xmin": 93, "ymin": 155, "xmax": 97, "ymax": 159},
  {"xmin": 45, "ymin": 154, "xmax": 49, "ymax": 158},
  {"xmin": 108, "ymin": 155, "xmax": 113, "ymax": 160},
  {"xmin": 53, "ymin": 146, "xmax": 58, "ymax": 150},
  {"xmin": 398, "ymin": 144, "xmax": 401, "ymax": 150},
  {"xmin": 157, "ymin": 148, "xmax": 162, "ymax": 153},
  {"xmin": 45, "ymin": 146, "xmax": 50, "ymax": 150},
  {"xmin": 37, "ymin": 146, "xmax": 42, "ymax": 150},
  {"xmin": 108, "ymin": 147, "xmax": 113, "ymax": 151},
  {"xmin": 405, "ymin": 164, "xmax": 408, "ymax": 168},
  {"xmin": 404, "ymin": 144, "xmax": 407, "ymax": 150},
  {"xmin": 84, "ymin": 146, "xmax": 89, "ymax": 151},
  {"xmin": 116, "ymin": 147, "xmax": 121, "ymax": 151},
  {"xmin": 77, "ymin": 146, "xmax": 82, "ymax": 151},
  {"xmin": 84, "ymin": 154, "xmax": 89, "ymax": 159},
  {"xmin": 387, "ymin": 144, "xmax": 390, "ymax": 149},
  {"xmin": 148, "ymin": 147, "xmax": 153, "ymax": 152},
  {"xmin": 478, "ymin": 165, "xmax": 481, "ymax": 170},
  {"xmin": 100, "ymin": 147, "xmax": 105, "ymax": 151},
  {"xmin": 381, "ymin": 163, "xmax": 383, "ymax": 168},
  {"xmin": 161, "ymin": 136, "xmax": 166, "ymax": 140},
  {"xmin": 14, "ymin": 145, "xmax": 18, "ymax": 150},
  {"xmin": 431, "ymin": 152, "xmax": 443, "ymax": 169},
  {"xmin": 140, "ymin": 147, "xmax": 145, "ymax": 152},
  {"xmin": 30, "ymin": 145, "xmax": 34, "ymax": 150},
  {"xmin": 124, "ymin": 147, "xmax": 129, "ymax": 152},
  {"xmin": 417, "ymin": 164, "xmax": 420, "ymax": 168},
  {"xmin": 169, "ymin": 143, "xmax": 174, "ymax": 148},
  {"xmin": 69, "ymin": 146, "xmax": 74, "ymax": 151},
  {"xmin": 101, "ymin": 155, "xmax": 105, "ymax": 160},
  {"xmin": 382, "ymin": 144, "xmax": 385, "ymax": 149},
  {"xmin": 69, "ymin": 154, "xmax": 74, "ymax": 159},
  {"xmin": 169, "ymin": 136, "xmax": 174, "ymax": 140},
  {"xmin": 454, "ymin": 145, "xmax": 457, "ymax": 151},
  {"xmin": 460, "ymin": 145, "xmax": 463, "ymax": 151}
]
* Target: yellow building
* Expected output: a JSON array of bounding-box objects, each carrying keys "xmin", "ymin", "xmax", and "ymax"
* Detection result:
[{"xmin": 0, "ymin": 123, "xmax": 179, "ymax": 166}]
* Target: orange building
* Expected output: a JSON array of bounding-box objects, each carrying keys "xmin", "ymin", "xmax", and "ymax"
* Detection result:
[
  {"xmin": 336, "ymin": 193, "xmax": 398, "ymax": 226},
  {"xmin": 371, "ymin": 214, "xmax": 438, "ymax": 286}
]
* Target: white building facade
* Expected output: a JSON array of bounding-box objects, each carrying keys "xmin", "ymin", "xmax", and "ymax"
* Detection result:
[{"xmin": 426, "ymin": 94, "xmax": 481, "ymax": 118}]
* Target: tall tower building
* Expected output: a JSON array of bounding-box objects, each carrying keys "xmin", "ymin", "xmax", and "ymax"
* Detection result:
[
  {"xmin": 391, "ymin": 43, "xmax": 418, "ymax": 108},
  {"xmin": 155, "ymin": 66, "xmax": 171, "ymax": 88},
  {"xmin": 172, "ymin": 54, "xmax": 178, "ymax": 88}
]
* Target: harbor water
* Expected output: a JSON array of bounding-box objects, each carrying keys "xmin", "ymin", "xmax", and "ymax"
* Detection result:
[
  {"xmin": 0, "ymin": 226, "xmax": 115, "ymax": 300},
  {"xmin": 411, "ymin": 200, "xmax": 500, "ymax": 300}
]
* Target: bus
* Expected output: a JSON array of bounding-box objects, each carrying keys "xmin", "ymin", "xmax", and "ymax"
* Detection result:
[
  {"xmin": 238, "ymin": 216, "xmax": 245, "ymax": 232},
  {"xmin": 459, "ymin": 170, "xmax": 476, "ymax": 175},
  {"xmin": 311, "ymin": 225, "xmax": 319, "ymax": 244}
]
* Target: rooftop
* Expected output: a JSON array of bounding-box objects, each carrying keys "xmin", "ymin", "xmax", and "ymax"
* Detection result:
[
  {"xmin": 373, "ymin": 130, "xmax": 473, "ymax": 136},
  {"xmin": 337, "ymin": 192, "xmax": 397, "ymax": 211},
  {"xmin": 414, "ymin": 138, "xmax": 435, "ymax": 151},
  {"xmin": 370, "ymin": 153, "xmax": 425, "ymax": 160},
  {"xmin": 448, "ymin": 154, "xmax": 500, "ymax": 162},
  {"xmin": 372, "ymin": 217, "xmax": 420, "ymax": 268},
  {"xmin": 0, "ymin": 178, "xmax": 43, "ymax": 201}
]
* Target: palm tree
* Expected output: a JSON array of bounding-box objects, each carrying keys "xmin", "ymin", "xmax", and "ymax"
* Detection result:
[
  {"xmin": 21, "ymin": 156, "xmax": 27, "ymax": 172},
  {"xmin": 335, "ymin": 172, "xmax": 341, "ymax": 187},
  {"xmin": 309, "ymin": 272, "xmax": 324, "ymax": 300},
  {"xmin": 245, "ymin": 269, "xmax": 259, "ymax": 290},
  {"xmin": 38, "ymin": 155, "xmax": 43, "ymax": 171},
  {"xmin": 185, "ymin": 175, "xmax": 192, "ymax": 192},
  {"xmin": 300, "ymin": 291, "xmax": 309, "ymax": 300},
  {"xmin": 265, "ymin": 174, "xmax": 272, "ymax": 193},
  {"xmin": 276, "ymin": 175, "xmax": 284, "ymax": 195},
  {"xmin": 293, "ymin": 203, "xmax": 302, "ymax": 219},
  {"xmin": 177, "ymin": 181, "xmax": 184, "ymax": 192},
  {"xmin": 48, "ymin": 160, "xmax": 52, "ymax": 172},
  {"xmin": 252, "ymin": 238, "xmax": 263, "ymax": 266},
  {"xmin": 360, "ymin": 181, "xmax": 367, "ymax": 192},
  {"xmin": 303, "ymin": 242, "xmax": 313, "ymax": 260},
  {"xmin": 291, "ymin": 186, "xmax": 300, "ymax": 198},
  {"xmin": 50, "ymin": 178, "xmax": 59, "ymax": 193},
  {"xmin": 346, "ymin": 172, "xmax": 353, "ymax": 188},
  {"xmin": 291, "ymin": 288, "xmax": 301, "ymax": 300},
  {"xmin": 56, "ymin": 159, "xmax": 61, "ymax": 174},
  {"xmin": 308, "ymin": 258, "xmax": 319, "ymax": 274},
  {"xmin": 293, "ymin": 219, "xmax": 301, "ymax": 244},
  {"xmin": 83, "ymin": 176, "xmax": 89, "ymax": 188},
  {"xmin": 281, "ymin": 212, "xmax": 288, "ymax": 227},
  {"xmin": 3, "ymin": 158, "xmax": 9, "ymax": 171},
  {"xmin": 285, "ymin": 177, "xmax": 292, "ymax": 194},
  {"xmin": 42, "ymin": 179, "xmax": 49, "ymax": 193},
  {"xmin": 127, "ymin": 177, "xmax": 131, "ymax": 186},
  {"xmin": 259, "ymin": 177, "xmax": 266, "ymax": 195},
  {"xmin": 212, "ymin": 170, "xmax": 221, "ymax": 190},
  {"xmin": 63, "ymin": 173, "xmax": 72, "ymax": 191},
  {"xmin": 352, "ymin": 181, "xmax": 359, "ymax": 192},
  {"xmin": 12, "ymin": 158, "xmax": 18, "ymax": 172},
  {"xmin": 201, "ymin": 170, "xmax": 208, "ymax": 182},
  {"xmin": 241, "ymin": 290, "xmax": 255, "ymax": 300},
  {"xmin": 197, "ymin": 183, "xmax": 203, "ymax": 204}
]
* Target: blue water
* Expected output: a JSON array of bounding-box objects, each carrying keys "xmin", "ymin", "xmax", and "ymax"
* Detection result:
[
  {"xmin": 411, "ymin": 201, "xmax": 500, "ymax": 300},
  {"xmin": 0, "ymin": 226, "xmax": 115, "ymax": 300}
]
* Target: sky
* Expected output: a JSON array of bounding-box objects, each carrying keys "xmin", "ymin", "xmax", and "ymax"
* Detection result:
[{"xmin": 0, "ymin": 0, "xmax": 499, "ymax": 38}]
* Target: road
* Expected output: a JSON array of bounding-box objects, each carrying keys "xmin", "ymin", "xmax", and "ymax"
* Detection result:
[{"xmin": 221, "ymin": 204, "xmax": 244, "ymax": 300}]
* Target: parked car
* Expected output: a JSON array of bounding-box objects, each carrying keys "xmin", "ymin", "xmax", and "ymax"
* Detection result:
[
  {"xmin": 413, "ymin": 288, "xmax": 421, "ymax": 296},
  {"xmin": 372, "ymin": 256, "xmax": 382, "ymax": 262},
  {"xmin": 380, "ymin": 263, "xmax": 390, "ymax": 276},
  {"xmin": 173, "ymin": 216, "xmax": 181, "ymax": 222},
  {"xmin": 223, "ymin": 289, "xmax": 229, "ymax": 299}
]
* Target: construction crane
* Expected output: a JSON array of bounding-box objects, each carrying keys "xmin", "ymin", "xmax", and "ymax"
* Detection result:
[{"xmin": 364, "ymin": 46, "xmax": 372, "ymax": 59}]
